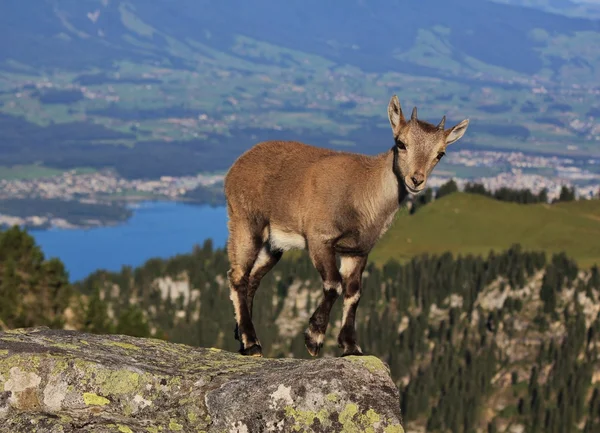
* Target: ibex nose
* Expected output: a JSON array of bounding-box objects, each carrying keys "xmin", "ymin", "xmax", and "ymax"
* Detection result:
[{"xmin": 411, "ymin": 173, "xmax": 425, "ymax": 187}]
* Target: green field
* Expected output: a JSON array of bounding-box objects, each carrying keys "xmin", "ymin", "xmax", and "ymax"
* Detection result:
[
  {"xmin": 371, "ymin": 193, "xmax": 600, "ymax": 268},
  {"xmin": 0, "ymin": 165, "xmax": 97, "ymax": 180},
  {"xmin": 0, "ymin": 165, "xmax": 64, "ymax": 180}
]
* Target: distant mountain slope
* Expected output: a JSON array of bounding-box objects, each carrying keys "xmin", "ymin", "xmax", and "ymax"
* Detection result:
[
  {"xmin": 371, "ymin": 193, "xmax": 600, "ymax": 267},
  {"xmin": 1, "ymin": 0, "xmax": 599, "ymax": 80},
  {"xmin": 1, "ymin": 0, "xmax": 600, "ymax": 176}
]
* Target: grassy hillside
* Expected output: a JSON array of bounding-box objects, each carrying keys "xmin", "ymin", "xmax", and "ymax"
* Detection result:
[{"xmin": 371, "ymin": 193, "xmax": 600, "ymax": 268}]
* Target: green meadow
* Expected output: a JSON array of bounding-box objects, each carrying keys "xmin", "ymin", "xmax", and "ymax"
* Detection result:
[
  {"xmin": 0, "ymin": 165, "xmax": 64, "ymax": 180},
  {"xmin": 371, "ymin": 193, "xmax": 600, "ymax": 268}
]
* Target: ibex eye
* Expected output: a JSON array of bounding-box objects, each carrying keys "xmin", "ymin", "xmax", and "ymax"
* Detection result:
[
  {"xmin": 437, "ymin": 151, "xmax": 445, "ymax": 160},
  {"xmin": 396, "ymin": 140, "xmax": 407, "ymax": 150}
]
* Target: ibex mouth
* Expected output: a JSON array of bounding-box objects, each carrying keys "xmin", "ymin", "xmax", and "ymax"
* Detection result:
[{"xmin": 406, "ymin": 185, "xmax": 425, "ymax": 195}]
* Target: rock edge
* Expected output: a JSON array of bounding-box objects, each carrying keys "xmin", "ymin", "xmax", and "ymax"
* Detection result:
[{"xmin": 0, "ymin": 327, "xmax": 404, "ymax": 433}]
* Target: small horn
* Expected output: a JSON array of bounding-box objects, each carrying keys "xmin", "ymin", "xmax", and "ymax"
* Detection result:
[
  {"xmin": 411, "ymin": 106, "xmax": 418, "ymax": 121},
  {"xmin": 437, "ymin": 115, "xmax": 446, "ymax": 130}
]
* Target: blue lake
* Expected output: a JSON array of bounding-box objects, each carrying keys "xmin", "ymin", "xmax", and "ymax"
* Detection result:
[{"xmin": 30, "ymin": 201, "xmax": 229, "ymax": 282}]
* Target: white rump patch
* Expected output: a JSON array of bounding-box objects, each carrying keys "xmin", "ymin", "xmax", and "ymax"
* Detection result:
[
  {"xmin": 340, "ymin": 256, "xmax": 360, "ymax": 279},
  {"xmin": 269, "ymin": 227, "xmax": 306, "ymax": 251}
]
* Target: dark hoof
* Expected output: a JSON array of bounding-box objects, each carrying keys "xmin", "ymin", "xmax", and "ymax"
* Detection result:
[
  {"xmin": 304, "ymin": 330, "xmax": 323, "ymax": 357},
  {"xmin": 239, "ymin": 344, "xmax": 263, "ymax": 357},
  {"xmin": 341, "ymin": 345, "xmax": 364, "ymax": 357}
]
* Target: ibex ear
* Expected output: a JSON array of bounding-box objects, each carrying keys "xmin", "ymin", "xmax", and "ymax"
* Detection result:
[
  {"xmin": 387, "ymin": 95, "xmax": 405, "ymax": 132},
  {"xmin": 445, "ymin": 119, "xmax": 470, "ymax": 145}
]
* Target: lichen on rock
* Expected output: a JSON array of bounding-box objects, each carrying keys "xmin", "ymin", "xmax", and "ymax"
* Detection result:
[{"xmin": 0, "ymin": 327, "xmax": 404, "ymax": 432}]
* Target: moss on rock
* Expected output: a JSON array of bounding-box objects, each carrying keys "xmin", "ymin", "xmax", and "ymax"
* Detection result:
[
  {"xmin": 346, "ymin": 355, "xmax": 390, "ymax": 374},
  {"xmin": 0, "ymin": 327, "xmax": 404, "ymax": 433},
  {"xmin": 83, "ymin": 392, "xmax": 110, "ymax": 406}
]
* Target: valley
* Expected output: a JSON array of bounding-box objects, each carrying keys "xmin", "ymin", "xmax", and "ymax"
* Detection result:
[{"xmin": 1, "ymin": 0, "xmax": 600, "ymax": 183}]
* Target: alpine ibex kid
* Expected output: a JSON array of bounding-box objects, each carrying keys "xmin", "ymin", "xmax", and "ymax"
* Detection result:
[{"xmin": 224, "ymin": 95, "xmax": 469, "ymax": 357}]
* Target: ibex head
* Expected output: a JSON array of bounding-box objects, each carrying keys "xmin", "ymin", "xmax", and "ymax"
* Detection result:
[{"xmin": 387, "ymin": 95, "xmax": 469, "ymax": 194}]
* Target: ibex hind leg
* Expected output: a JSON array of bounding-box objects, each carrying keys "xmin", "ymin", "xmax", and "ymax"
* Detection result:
[
  {"xmin": 233, "ymin": 243, "xmax": 283, "ymax": 342},
  {"xmin": 227, "ymin": 218, "xmax": 264, "ymax": 357},
  {"xmin": 247, "ymin": 244, "xmax": 283, "ymax": 317}
]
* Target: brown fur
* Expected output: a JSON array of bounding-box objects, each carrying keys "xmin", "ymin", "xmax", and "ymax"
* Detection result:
[{"xmin": 224, "ymin": 95, "xmax": 469, "ymax": 357}]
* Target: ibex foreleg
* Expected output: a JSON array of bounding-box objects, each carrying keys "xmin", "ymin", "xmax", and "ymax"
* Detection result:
[
  {"xmin": 337, "ymin": 255, "xmax": 368, "ymax": 356},
  {"xmin": 304, "ymin": 243, "xmax": 342, "ymax": 356}
]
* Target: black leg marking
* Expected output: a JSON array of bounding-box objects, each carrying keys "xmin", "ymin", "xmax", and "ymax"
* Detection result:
[{"xmin": 304, "ymin": 244, "xmax": 342, "ymax": 357}]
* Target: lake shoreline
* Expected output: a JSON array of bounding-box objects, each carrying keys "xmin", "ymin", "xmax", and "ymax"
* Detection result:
[
  {"xmin": 29, "ymin": 201, "xmax": 229, "ymax": 281},
  {"xmin": 1, "ymin": 195, "xmax": 227, "ymax": 232}
]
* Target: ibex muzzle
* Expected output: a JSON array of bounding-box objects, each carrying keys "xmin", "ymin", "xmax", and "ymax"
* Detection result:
[
  {"xmin": 224, "ymin": 94, "xmax": 469, "ymax": 357},
  {"xmin": 388, "ymin": 95, "xmax": 469, "ymax": 194}
]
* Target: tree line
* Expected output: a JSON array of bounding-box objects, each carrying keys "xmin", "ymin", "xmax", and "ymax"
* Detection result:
[{"xmin": 409, "ymin": 178, "xmax": 595, "ymax": 214}]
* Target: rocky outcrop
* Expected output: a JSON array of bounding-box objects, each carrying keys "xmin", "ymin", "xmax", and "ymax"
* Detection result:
[{"xmin": 0, "ymin": 327, "xmax": 404, "ymax": 433}]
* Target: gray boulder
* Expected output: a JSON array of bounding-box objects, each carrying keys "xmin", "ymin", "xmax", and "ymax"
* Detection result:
[{"xmin": 0, "ymin": 327, "xmax": 405, "ymax": 432}]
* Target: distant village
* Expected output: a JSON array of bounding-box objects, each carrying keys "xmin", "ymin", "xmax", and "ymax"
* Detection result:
[
  {"xmin": 0, "ymin": 170, "xmax": 224, "ymax": 202},
  {"xmin": 428, "ymin": 149, "xmax": 600, "ymax": 200},
  {"xmin": 0, "ymin": 149, "xmax": 598, "ymax": 229},
  {"xmin": 0, "ymin": 171, "xmax": 224, "ymax": 229},
  {"xmin": 2, "ymin": 63, "xmax": 600, "ymax": 229}
]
